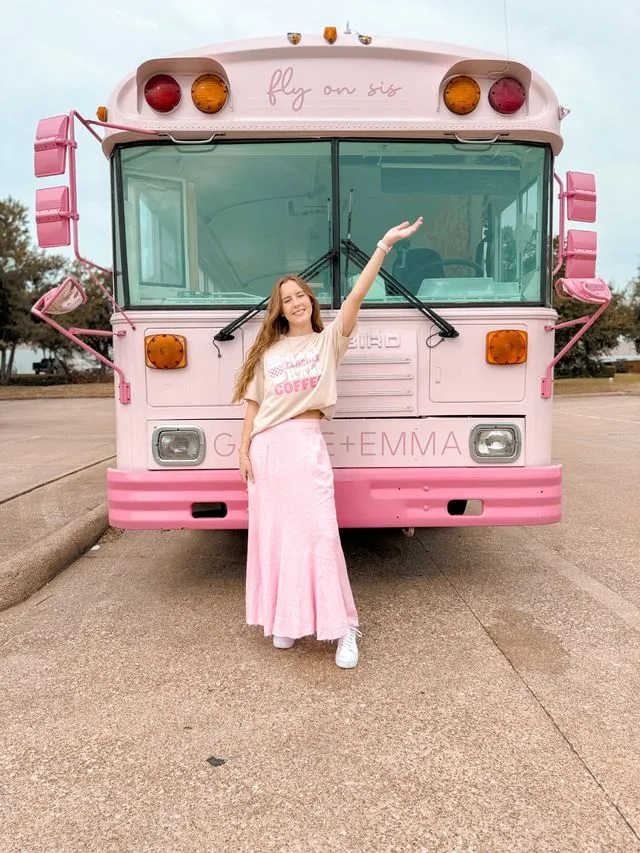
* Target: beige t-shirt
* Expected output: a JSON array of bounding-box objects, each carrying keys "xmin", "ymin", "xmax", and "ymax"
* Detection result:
[{"xmin": 245, "ymin": 305, "xmax": 355, "ymax": 437}]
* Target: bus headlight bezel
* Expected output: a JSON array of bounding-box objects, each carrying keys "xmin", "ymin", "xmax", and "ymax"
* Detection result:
[
  {"xmin": 470, "ymin": 424, "xmax": 521, "ymax": 464},
  {"xmin": 152, "ymin": 426, "xmax": 205, "ymax": 466}
]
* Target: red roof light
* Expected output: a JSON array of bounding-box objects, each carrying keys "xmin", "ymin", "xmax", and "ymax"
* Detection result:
[
  {"xmin": 144, "ymin": 74, "xmax": 181, "ymax": 113},
  {"xmin": 488, "ymin": 77, "xmax": 526, "ymax": 115}
]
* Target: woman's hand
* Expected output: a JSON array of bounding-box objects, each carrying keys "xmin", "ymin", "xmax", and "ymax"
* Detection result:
[
  {"xmin": 341, "ymin": 215, "xmax": 424, "ymax": 330},
  {"xmin": 239, "ymin": 451, "xmax": 254, "ymax": 485},
  {"xmin": 382, "ymin": 217, "xmax": 424, "ymax": 247}
]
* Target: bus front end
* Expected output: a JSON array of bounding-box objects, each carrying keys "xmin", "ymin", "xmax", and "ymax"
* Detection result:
[{"xmin": 33, "ymin": 33, "xmax": 609, "ymax": 530}]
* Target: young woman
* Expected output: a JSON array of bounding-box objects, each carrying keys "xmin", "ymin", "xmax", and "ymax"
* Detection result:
[{"xmin": 232, "ymin": 217, "xmax": 423, "ymax": 668}]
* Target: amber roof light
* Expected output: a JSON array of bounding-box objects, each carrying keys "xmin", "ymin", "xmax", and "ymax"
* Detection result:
[
  {"xmin": 191, "ymin": 74, "xmax": 229, "ymax": 114},
  {"xmin": 444, "ymin": 76, "xmax": 481, "ymax": 115}
]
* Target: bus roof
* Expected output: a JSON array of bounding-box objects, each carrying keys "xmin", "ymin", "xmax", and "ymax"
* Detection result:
[{"xmin": 102, "ymin": 33, "xmax": 565, "ymax": 155}]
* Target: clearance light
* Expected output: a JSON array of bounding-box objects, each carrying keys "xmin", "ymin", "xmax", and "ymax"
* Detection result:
[
  {"xmin": 324, "ymin": 27, "xmax": 337, "ymax": 44},
  {"xmin": 96, "ymin": 106, "xmax": 108, "ymax": 122},
  {"xmin": 144, "ymin": 74, "xmax": 181, "ymax": 113},
  {"xmin": 145, "ymin": 334, "xmax": 187, "ymax": 369},
  {"xmin": 488, "ymin": 77, "xmax": 526, "ymax": 114},
  {"xmin": 470, "ymin": 425, "xmax": 521, "ymax": 463},
  {"xmin": 443, "ymin": 76, "xmax": 481, "ymax": 115},
  {"xmin": 287, "ymin": 32, "xmax": 302, "ymax": 45},
  {"xmin": 486, "ymin": 330, "xmax": 528, "ymax": 365},
  {"xmin": 358, "ymin": 35, "xmax": 372, "ymax": 45},
  {"xmin": 191, "ymin": 74, "xmax": 229, "ymax": 114}
]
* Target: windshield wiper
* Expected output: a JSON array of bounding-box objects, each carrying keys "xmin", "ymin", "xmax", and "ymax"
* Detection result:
[
  {"xmin": 214, "ymin": 240, "xmax": 458, "ymax": 344},
  {"xmin": 341, "ymin": 239, "xmax": 458, "ymax": 339},
  {"xmin": 214, "ymin": 251, "xmax": 336, "ymax": 342}
]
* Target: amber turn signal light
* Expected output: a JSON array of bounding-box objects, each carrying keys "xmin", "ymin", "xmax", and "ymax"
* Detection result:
[
  {"xmin": 145, "ymin": 334, "xmax": 187, "ymax": 369},
  {"xmin": 191, "ymin": 74, "xmax": 229, "ymax": 114},
  {"xmin": 443, "ymin": 75, "xmax": 481, "ymax": 115},
  {"xmin": 96, "ymin": 106, "xmax": 108, "ymax": 122},
  {"xmin": 486, "ymin": 330, "xmax": 528, "ymax": 365},
  {"xmin": 324, "ymin": 27, "xmax": 337, "ymax": 44}
]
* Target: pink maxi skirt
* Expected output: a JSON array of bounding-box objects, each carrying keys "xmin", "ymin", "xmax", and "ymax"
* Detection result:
[{"xmin": 246, "ymin": 419, "xmax": 359, "ymax": 641}]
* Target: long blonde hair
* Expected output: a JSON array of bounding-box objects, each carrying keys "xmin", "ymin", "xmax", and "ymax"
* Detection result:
[{"xmin": 232, "ymin": 275, "xmax": 324, "ymax": 403}]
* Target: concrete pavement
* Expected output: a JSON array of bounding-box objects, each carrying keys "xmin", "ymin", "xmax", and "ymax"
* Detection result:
[
  {"xmin": 2, "ymin": 526, "xmax": 637, "ymax": 853},
  {"xmin": 1, "ymin": 398, "xmax": 115, "ymax": 501},
  {"xmin": 0, "ymin": 398, "xmax": 115, "ymax": 609},
  {"xmin": 1, "ymin": 396, "xmax": 640, "ymax": 851}
]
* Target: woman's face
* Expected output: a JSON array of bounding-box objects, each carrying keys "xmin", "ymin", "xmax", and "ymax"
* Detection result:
[{"xmin": 279, "ymin": 279, "xmax": 313, "ymax": 330}]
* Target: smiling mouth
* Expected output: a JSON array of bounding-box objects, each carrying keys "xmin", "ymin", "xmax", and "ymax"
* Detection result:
[{"xmin": 292, "ymin": 309, "xmax": 305, "ymax": 316}]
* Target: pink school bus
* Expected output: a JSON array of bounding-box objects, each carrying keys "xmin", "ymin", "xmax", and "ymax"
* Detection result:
[{"xmin": 32, "ymin": 30, "xmax": 611, "ymax": 533}]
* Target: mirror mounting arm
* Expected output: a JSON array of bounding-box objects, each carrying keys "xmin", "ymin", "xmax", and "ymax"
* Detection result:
[
  {"xmin": 540, "ymin": 277, "xmax": 611, "ymax": 398},
  {"xmin": 31, "ymin": 301, "xmax": 131, "ymax": 405}
]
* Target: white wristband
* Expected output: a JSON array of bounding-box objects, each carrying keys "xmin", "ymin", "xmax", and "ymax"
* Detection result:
[{"xmin": 376, "ymin": 240, "xmax": 392, "ymax": 255}]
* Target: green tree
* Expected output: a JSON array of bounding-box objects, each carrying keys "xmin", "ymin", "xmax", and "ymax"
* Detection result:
[
  {"xmin": 58, "ymin": 263, "xmax": 114, "ymax": 379},
  {"xmin": 552, "ymin": 237, "xmax": 634, "ymax": 377},
  {"xmin": 626, "ymin": 270, "xmax": 640, "ymax": 354},
  {"xmin": 0, "ymin": 198, "xmax": 66, "ymax": 384}
]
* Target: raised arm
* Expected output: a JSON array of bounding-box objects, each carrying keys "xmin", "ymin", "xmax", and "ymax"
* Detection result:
[{"xmin": 340, "ymin": 217, "xmax": 424, "ymax": 336}]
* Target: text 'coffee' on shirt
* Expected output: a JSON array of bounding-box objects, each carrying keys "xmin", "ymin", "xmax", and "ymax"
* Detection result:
[{"xmin": 245, "ymin": 305, "xmax": 355, "ymax": 437}]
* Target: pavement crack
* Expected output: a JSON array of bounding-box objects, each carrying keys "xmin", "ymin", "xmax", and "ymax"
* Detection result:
[{"xmin": 416, "ymin": 534, "xmax": 640, "ymax": 845}]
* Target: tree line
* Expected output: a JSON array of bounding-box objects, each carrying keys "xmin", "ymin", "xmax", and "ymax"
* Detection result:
[
  {"xmin": 551, "ymin": 237, "xmax": 640, "ymax": 377},
  {"xmin": 0, "ymin": 195, "xmax": 639, "ymax": 384},
  {"xmin": 0, "ymin": 198, "xmax": 112, "ymax": 384}
]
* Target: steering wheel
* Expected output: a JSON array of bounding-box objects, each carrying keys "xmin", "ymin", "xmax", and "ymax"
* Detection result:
[{"xmin": 412, "ymin": 258, "xmax": 485, "ymax": 279}]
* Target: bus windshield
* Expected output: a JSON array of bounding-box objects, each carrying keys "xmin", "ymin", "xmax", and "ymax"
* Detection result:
[{"xmin": 114, "ymin": 140, "xmax": 549, "ymax": 309}]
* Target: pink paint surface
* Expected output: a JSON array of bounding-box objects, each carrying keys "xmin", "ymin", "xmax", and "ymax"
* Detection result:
[
  {"xmin": 107, "ymin": 465, "xmax": 562, "ymax": 530},
  {"xmin": 565, "ymin": 230, "xmax": 597, "ymax": 279},
  {"xmin": 565, "ymin": 172, "xmax": 596, "ymax": 222},
  {"xmin": 35, "ymin": 186, "xmax": 72, "ymax": 248},
  {"xmin": 102, "ymin": 35, "xmax": 564, "ymax": 155},
  {"xmin": 34, "ymin": 115, "xmax": 70, "ymax": 177},
  {"xmin": 31, "ymin": 37, "xmax": 608, "ymax": 537}
]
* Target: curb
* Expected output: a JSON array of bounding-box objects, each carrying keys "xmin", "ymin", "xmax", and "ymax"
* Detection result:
[
  {"xmin": 554, "ymin": 391, "xmax": 639, "ymax": 399},
  {"xmin": 0, "ymin": 503, "xmax": 109, "ymax": 612}
]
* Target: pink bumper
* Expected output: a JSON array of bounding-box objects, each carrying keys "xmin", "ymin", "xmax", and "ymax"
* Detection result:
[{"xmin": 107, "ymin": 465, "xmax": 562, "ymax": 530}]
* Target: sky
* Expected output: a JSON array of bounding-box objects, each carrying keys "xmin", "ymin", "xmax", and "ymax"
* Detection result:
[{"xmin": 2, "ymin": 0, "xmax": 638, "ymax": 290}]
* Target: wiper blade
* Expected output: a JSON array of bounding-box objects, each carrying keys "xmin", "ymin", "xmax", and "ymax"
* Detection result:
[
  {"xmin": 341, "ymin": 239, "xmax": 459, "ymax": 339},
  {"xmin": 214, "ymin": 242, "xmax": 458, "ymax": 343},
  {"xmin": 214, "ymin": 251, "xmax": 335, "ymax": 342}
]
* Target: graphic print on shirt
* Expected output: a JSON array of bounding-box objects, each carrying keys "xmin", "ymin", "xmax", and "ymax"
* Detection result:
[{"xmin": 266, "ymin": 349, "xmax": 322, "ymax": 395}]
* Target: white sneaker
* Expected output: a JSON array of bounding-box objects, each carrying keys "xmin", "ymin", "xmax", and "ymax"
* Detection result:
[
  {"xmin": 273, "ymin": 635, "xmax": 295, "ymax": 649},
  {"xmin": 335, "ymin": 627, "xmax": 362, "ymax": 669}
]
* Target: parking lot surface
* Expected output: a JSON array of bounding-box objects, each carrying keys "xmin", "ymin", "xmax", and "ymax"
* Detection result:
[{"xmin": 1, "ymin": 395, "xmax": 639, "ymax": 852}]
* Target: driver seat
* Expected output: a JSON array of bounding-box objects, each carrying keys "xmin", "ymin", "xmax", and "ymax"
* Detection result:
[{"xmin": 390, "ymin": 248, "xmax": 445, "ymax": 296}]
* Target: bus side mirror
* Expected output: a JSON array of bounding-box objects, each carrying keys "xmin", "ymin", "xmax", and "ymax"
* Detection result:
[
  {"xmin": 33, "ymin": 277, "xmax": 87, "ymax": 316},
  {"xmin": 35, "ymin": 186, "xmax": 73, "ymax": 248},
  {"xmin": 564, "ymin": 229, "xmax": 596, "ymax": 279},
  {"xmin": 34, "ymin": 115, "xmax": 70, "ymax": 177},
  {"xmin": 565, "ymin": 172, "xmax": 596, "ymax": 223},
  {"xmin": 555, "ymin": 277, "xmax": 610, "ymax": 305}
]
